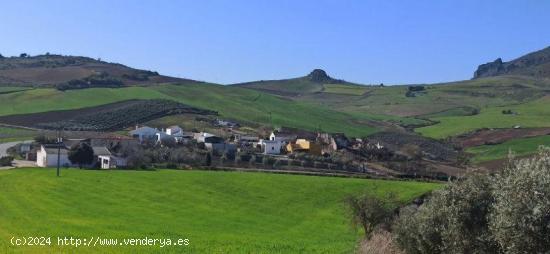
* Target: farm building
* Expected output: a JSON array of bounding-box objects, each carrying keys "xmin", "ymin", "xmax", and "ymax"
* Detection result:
[
  {"xmin": 258, "ymin": 139, "xmax": 282, "ymax": 155},
  {"xmin": 286, "ymin": 139, "xmax": 322, "ymax": 155},
  {"xmin": 269, "ymin": 131, "xmax": 296, "ymax": 144},
  {"xmin": 235, "ymin": 135, "xmax": 260, "ymax": 144},
  {"xmin": 98, "ymin": 155, "xmax": 128, "ymax": 169},
  {"xmin": 130, "ymin": 126, "xmax": 160, "ymax": 142},
  {"xmin": 36, "ymin": 144, "xmax": 72, "ymax": 167},
  {"xmin": 194, "ymin": 132, "xmax": 224, "ymax": 144},
  {"xmin": 165, "ymin": 125, "xmax": 183, "ymax": 136},
  {"xmin": 206, "ymin": 143, "xmax": 237, "ymax": 156}
]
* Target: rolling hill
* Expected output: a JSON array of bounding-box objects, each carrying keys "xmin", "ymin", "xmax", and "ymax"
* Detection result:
[
  {"xmin": 1, "ymin": 46, "xmax": 550, "ymax": 150},
  {"xmin": 233, "ymin": 69, "xmax": 366, "ymax": 96},
  {"xmin": 0, "ymin": 54, "xmax": 200, "ymax": 88}
]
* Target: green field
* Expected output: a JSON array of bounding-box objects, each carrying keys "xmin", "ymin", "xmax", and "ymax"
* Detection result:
[
  {"xmin": 466, "ymin": 135, "xmax": 550, "ymax": 163},
  {"xmin": 0, "ymin": 126, "xmax": 36, "ymax": 143},
  {"xmin": 0, "ymin": 85, "xmax": 382, "ymax": 137},
  {"xmin": 0, "ymin": 87, "xmax": 33, "ymax": 94},
  {"xmin": 417, "ymin": 96, "xmax": 550, "ymax": 138},
  {"xmin": 0, "ymin": 169, "xmax": 439, "ymax": 253},
  {"xmin": 322, "ymin": 84, "xmax": 368, "ymax": 95}
]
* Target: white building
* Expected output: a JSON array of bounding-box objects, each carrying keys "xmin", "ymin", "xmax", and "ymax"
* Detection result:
[
  {"xmin": 258, "ymin": 139, "xmax": 282, "ymax": 155},
  {"xmin": 269, "ymin": 131, "xmax": 295, "ymax": 144},
  {"xmin": 98, "ymin": 155, "xmax": 127, "ymax": 169},
  {"xmin": 166, "ymin": 125, "xmax": 183, "ymax": 136},
  {"xmin": 194, "ymin": 132, "xmax": 216, "ymax": 143},
  {"xmin": 130, "ymin": 126, "xmax": 160, "ymax": 142},
  {"xmin": 36, "ymin": 144, "xmax": 72, "ymax": 167}
]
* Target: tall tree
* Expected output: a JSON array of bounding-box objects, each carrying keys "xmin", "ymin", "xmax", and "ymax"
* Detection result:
[{"xmin": 68, "ymin": 143, "xmax": 94, "ymax": 168}]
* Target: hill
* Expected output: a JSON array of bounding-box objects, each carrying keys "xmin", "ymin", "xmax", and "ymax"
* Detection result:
[
  {"xmin": 0, "ymin": 84, "xmax": 382, "ymax": 137},
  {"xmin": 0, "ymin": 168, "xmax": 440, "ymax": 253},
  {"xmin": 233, "ymin": 69, "xmax": 365, "ymax": 96},
  {"xmin": 474, "ymin": 46, "xmax": 550, "ymax": 79},
  {"xmin": 0, "ymin": 54, "xmax": 200, "ymax": 89}
]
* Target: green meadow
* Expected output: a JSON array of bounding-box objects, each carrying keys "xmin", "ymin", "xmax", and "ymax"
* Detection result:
[
  {"xmin": 417, "ymin": 96, "xmax": 550, "ymax": 138},
  {"xmin": 0, "ymin": 169, "xmax": 440, "ymax": 253},
  {"xmin": 0, "ymin": 126, "xmax": 36, "ymax": 143},
  {"xmin": 0, "ymin": 85, "xmax": 380, "ymax": 137},
  {"xmin": 466, "ymin": 135, "xmax": 550, "ymax": 163}
]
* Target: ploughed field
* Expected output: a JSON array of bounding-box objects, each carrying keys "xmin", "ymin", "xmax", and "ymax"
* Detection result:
[
  {"xmin": 0, "ymin": 99, "xmax": 216, "ymax": 131},
  {"xmin": 0, "ymin": 169, "xmax": 439, "ymax": 253}
]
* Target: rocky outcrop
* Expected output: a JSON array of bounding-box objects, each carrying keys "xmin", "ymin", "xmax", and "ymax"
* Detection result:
[
  {"xmin": 473, "ymin": 58, "xmax": 505, "ymax": 78},
  {"xmin": 307, "ymin": 69, "xmax": 342, "ymax": 83},
  {"xmin": 473, "ymin": 46, "xmax": 550, "ymax": 79}
]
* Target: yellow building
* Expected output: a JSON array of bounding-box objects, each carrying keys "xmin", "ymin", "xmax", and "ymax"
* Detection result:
[{"xmin": 286, "ymin": 139, "xmax": 322, "ymax": 155}]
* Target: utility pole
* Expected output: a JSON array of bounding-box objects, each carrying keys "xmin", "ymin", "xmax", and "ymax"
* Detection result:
[{"xmin": 56, "ymin": 127, "xmax": 62, "ymax": 177}]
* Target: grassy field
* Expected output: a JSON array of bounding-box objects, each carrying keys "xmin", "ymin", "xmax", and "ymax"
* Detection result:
[
  {"xmin": 0, "ymin": 87, "xmax": 32, "ymax": 94},
  {"xmin": 0, "ymin": 126, "xmax": 36, "ymax": 143},
  {"xmin": 0, "ymin": 85, "xmax": 381, "ymax": 137},
  {"xmin": 0, "ymin": 169, "xmax": 440, "ymax": 253},
  {"xmin": 466, "ymin": 135, "xmax": 550, "ymax": 163},
  {"xmin": 417, "ymin": 96, "xmax": 550, "ymax": 138}
]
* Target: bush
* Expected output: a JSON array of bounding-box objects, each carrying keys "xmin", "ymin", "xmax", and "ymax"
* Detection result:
[
  {"xmin": 68, "ymin": 143, "xmax": 94, "ymax": 168},
  {"xmin": 0, "ymin": 156, "xmax": 14, "ymax": 166},
  {"xmin": 393, "ymin": 147, "xmax": 550, "ymax": 254},
  {"xmin": 345, "ymin": 192, "xmax": 397, "ymax": 239},
  {"xmin": 489, "ymin": 147, "xmax": 550, "ymax": 253},
  {"xmin": 393, "ymin": 175, "xmax": 498, "ymax": 253}
]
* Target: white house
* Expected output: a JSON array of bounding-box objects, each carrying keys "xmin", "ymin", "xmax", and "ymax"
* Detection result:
[
  {"xmin": 36, "ymin": 144, "xmax": 72, "ymax": 167},
  {"xmin": 258, "ymin": 139, "xmax": 282, "ymax": 155},
  {"xmin": 269, "ymin": 131, "xmax": 296, "ymax": 144},
  {"xmin": 98, "ymin": 155, "xmax": 127, "ymax": 169},
  {"xmin": 166, "ymin": 125, "xmax": 183, "ymax": 136},
  {"xmin": 130, "ymin": 126, "xmax": 160, "ymax": 142},
  {"xmin": 194, "ymin": 132, "xmax": 216, "ymax": 143}
]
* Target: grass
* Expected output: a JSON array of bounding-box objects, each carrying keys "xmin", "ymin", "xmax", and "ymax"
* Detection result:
[
  {"xmin": 322, "ymin": 84, "xmax": 368, "ymax": 95},
  {"xmin": 466, "ymin": 135, "xmax": 550, "ymax": 163},
  {"xmin": 0, "ymin": 126, "xmax": 36, "ymax": 143},
  {"xmin": 0, "ymin": 87, "xmax": 32, "ymax": 94},
  {"xmin": 0, "ymin": 169, "xmax": 440, "ymax": 253},
  {"xmin": 417, "ymin": 96, "xmax": 550, "ymax": 138},
  {"xmin": 0, "ymin": 85, "xmax": 379, "ymax": 137}
]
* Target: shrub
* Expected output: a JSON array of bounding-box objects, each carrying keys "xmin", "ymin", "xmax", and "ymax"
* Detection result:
[
  {"xmin": 0, "ymin": 156, "xmax": 14, "ymax": 166},
  {"xmin": 489, "ymin": 147, "xmax": 550, "ymax": 253},
  {"xmin": 393, "ymin": 147, "xmax": 550, "ymax": 254},
  {"xmin": 345, "ymin": 192, "xmax": 397, "ymax": 239},
  {"xmin": 68, "ymin": 143, "xmax": 95, "ymax": 168}
]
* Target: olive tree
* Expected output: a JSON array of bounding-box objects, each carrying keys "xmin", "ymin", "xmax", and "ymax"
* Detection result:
[
  {"xmin": 345, "ymin": 192, "xmax": 397, "ymax": 239},
  {"xmin": 489, "ymin": 147, "xmax": 550, "ymax": 253},
  {"xmin": 393, "ymin": 175, "xmax": 499, "ymax": 253}
]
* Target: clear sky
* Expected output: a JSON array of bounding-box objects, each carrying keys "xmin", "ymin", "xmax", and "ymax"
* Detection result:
[{"xmin": 0, "ymin": 0, "xmax": 549, "ymax": 85}]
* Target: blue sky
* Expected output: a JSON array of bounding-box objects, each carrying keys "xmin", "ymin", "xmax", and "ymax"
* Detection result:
[{"xmin": 0, "ymin": 0, "xmax": 548, "ymax": 84}]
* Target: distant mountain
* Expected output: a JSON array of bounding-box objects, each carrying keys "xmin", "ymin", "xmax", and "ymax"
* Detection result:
[
  {"xmin": 232, "ymin": 69, "xmax": 361, "ymax": 96},
  {"xmin": 0, "ymin": 54, "xmax": 200, "ymax": 89},
  {"xmin": 474, "ymin": 46, "xmax": 550, "ymax": 79}
]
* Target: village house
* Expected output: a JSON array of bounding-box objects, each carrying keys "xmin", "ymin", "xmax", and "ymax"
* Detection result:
[
  {"xmin": 269, "ymin": 131, "xmax": 296, "ymax": 144},
  {"xmin": 98, "ymin": 155, "xmax": 128, "ymax": 169},
  {"xmin": 165, "ymin": 125, "xmax": 183, "ymax": 136},
  {"xmin": 36, "ymin": 144, "xmax": 71, "ymax": 167},
  {"xmin": 286, "ymin": 139, "xmax": 322, "ymax": 155},
  {"xmin": 130, "ymin": 126, "xmax": 160, "ymax": 142},
  {"xmin": 194, "ymin": 132, "xmax": 224, "ymax": 143},
  {"xmin": 165, "ymin": 126, "xmax": 193, "ymax": 143},
  {"xmin": 258, "ymin": 139, "xmax": 282, "ymax": 155}
]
